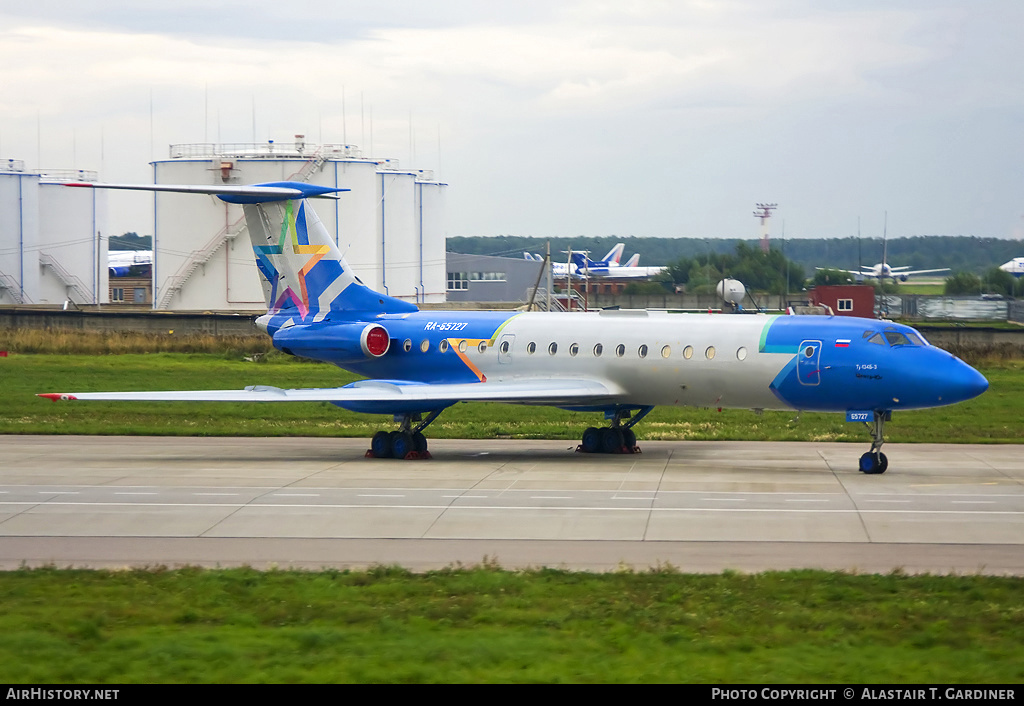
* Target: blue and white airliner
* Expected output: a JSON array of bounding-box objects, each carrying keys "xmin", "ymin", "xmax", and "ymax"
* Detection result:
[{"xmin": 40, "ymin": 181, "xmax": 988, "ymax": 474}]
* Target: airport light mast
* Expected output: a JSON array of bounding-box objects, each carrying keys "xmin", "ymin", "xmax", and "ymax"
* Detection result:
[{"xmin": 753, "ymin": 203, "xmax": 777, "ymax": 253}]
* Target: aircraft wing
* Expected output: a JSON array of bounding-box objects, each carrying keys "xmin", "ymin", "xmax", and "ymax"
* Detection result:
[
  {"xmin": 898, "ymin": 268, "xmax": 950, "ymax": 276},
  {"xmin": 39, "ymin": 378, "xmax": 625, "ymax": 407},
  {"xmin": 814, "ymin": 267, "xmax": 868, "ymax": 275}
]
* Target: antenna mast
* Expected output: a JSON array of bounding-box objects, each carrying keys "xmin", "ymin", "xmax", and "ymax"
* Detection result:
[{"xmin": 753, "ymin": 203, "xmax": 778, "ymax": 253}]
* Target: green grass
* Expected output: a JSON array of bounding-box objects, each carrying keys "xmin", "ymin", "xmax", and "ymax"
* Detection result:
[
  {"xmin": 892, "ymin": 283, "xmax": 946, "ymax": 295},
  {"xmin": 0, "ymin": 566, "xmax": 1020, "ymax": 683},
  {"xmin": 1, "ymin": 353, "xmax": 1021, "ymax": 443}
]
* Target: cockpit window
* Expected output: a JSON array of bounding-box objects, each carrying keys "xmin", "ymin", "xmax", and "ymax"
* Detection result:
[
  {"xmin": 905, "ymin": 332, "xmax": 925, "ymax": 346},
  {"xmin": 867, "ymin": 333, "xmax": 885, "ymax": 345},
  {"xmin": 884, "ymin": 331, "xmax": 912, "ymax": 346}
]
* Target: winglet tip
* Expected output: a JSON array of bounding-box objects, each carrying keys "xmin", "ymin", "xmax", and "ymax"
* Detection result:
[{"xmin": 38, "ymin": 393, "xmax": 77, "ymax": 401}]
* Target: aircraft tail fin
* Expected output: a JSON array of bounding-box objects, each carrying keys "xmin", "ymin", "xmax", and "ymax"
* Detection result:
[
  {"xmin": 623, "ymin": 253, "xmax": 640, "ymax": 267},
  {"xmin": 242, "ymin": 194, "xmax": 417, "ymax": 331},
  {"xmin": 569, "ymin": 252, "xmax": 589, "ymax": 268},
  {"xmin": 64, "ymin": 180, "xmax": 418, "ymax": 328},
  {"xmin": 602, "ymin": 242, "xmax": 625, "ymax": 266}
]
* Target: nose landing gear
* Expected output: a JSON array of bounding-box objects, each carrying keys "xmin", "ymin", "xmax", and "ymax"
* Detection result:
[{"xmin": 859, "ymin": 410, "xmax": 890, "ymax": 474}]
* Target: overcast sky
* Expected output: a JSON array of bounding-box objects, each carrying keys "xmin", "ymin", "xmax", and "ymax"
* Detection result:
[{"xmin": 1, "ymin": 0, "xmax": 1022, "ymax": 242}]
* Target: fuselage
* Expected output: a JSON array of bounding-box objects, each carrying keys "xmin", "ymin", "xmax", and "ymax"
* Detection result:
[{"xmin": 266, "ymin": 310, "xmax": 988, "ymax": 416}]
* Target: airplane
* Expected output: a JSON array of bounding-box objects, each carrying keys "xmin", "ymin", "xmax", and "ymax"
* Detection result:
[
  {"xmin": 844, "ymin": 261, "xmax": 951, "ymax": 283},
  {"xmin": 569, "ymin": 248, "xmax": 666, "ymax": 279},
  {"xmin": 108, "ymin": 250, "xmax": 153, "ymax": 277},
  {"xmin": 39, "ymin": 180, "xmax": 988, "ymax": 475},
  {"xmin": 524, "ymin": 251, "xmax": 574, "ymax": 278},
  {"xmin": 999, "ymin": 257, "xmax": 1024, "ymax": 278},
  {"xmin": 524, "ymin": 242, "xmax": 627, "ymax": 278},
  {"xmin": 816, "ymin": 230, "xmax": 949, "ymax": 283}
]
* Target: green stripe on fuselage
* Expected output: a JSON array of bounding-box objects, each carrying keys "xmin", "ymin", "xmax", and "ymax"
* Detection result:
[{"xmin": 488, "ymin": 313, "xmax": 521, "ymax": 342}]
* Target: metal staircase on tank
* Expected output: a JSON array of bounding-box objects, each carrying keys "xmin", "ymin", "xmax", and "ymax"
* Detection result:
[
  {"xmin": 39, "ymin": 253, "xmax": 93, "ymax": 303},
  {"xmin": 156, "ymin": 147, "xmax": 327, "ymax": 310},
  {"xmin": 0, "ymin": 272, "xmax": 27, "ymax": 304}
]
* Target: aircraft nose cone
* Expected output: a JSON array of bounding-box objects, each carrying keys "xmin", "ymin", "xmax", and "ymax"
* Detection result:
[{"xmin": 946, "ymin": 360, "xmax": 988, "ymax": 403}]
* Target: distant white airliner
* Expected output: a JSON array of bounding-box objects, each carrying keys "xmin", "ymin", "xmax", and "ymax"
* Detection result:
[
  {"xmin": 569, "ymin": 246, "xmax": 666, "ymax": 279},
  {"xmin": 108, "ymin": 250, "xmax": 152, "ymax": 277},
  {"xmin": 817, "ymin": 232, "xmax": 948, "ymax": 283},
  {"xmin": 999, "ymin": 257, "xmax": 1024, "ymax": 278},
  {"xmin": 524, "ymin": 243, "xmax": 627, "ymax": 278}
]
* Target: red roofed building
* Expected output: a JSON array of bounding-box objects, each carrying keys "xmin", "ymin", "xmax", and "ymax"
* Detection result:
[{"xmin": 810, "ymin": 285, "xmax": 876, "ymax": 318}]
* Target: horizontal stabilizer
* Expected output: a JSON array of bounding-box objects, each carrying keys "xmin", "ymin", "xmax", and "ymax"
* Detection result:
[{"xmin": 63, "ymin": 181, "xmax": 349, "ymax": 204}]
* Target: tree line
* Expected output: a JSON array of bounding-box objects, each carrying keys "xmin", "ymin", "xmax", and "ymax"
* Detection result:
[{"xmin": 447, "ymin": 235, "xmax": 1022, "ymax": 276}]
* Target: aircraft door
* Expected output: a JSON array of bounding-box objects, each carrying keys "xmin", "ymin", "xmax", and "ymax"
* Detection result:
[
  {"xmin": 498, "ymin": 334, "xmax": 515, "ymax": 364},
  {"xmin": 797, "ymin": 339, "xmax": 822, "ymax": 386}
]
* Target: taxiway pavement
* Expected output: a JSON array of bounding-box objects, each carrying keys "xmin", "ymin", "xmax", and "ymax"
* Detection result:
[{"xmin": 1, "ymin": 435, "xmax": 1021, "ymax": 574}]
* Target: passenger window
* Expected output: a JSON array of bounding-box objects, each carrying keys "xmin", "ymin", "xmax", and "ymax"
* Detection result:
[
  {"xmin": 683, "ymin": 345, "xmax": 693, "ymax": 359},
  {"xmin": 420, "ymin": 339, "xmax": 430, "ymax": 353},
  {"xmin": 737, "ymin": 347, "xmax": 747, "ymax": 361},
  {"xmin": 403, "ymin": 339, "xmax": 413, "ymax": 352},
  {"xmin": 548, "ymin": 342, "xmax": 558, "ymax": 355},
  {"xmin": 638, "ymin": 345, "xmax": 648, "ymax": 358},
  {"xmin": 458, "ymin": 340, "xmax": 468, "ymax": 353},
  {"xmin": 661, "ymin": 345, "xmax": 671, "ymax": 358},
  {"xmin": 569, "ymin": 343, "xmax": 579, "ymax": 357},
  {"xmin": 593, "ymin": 343, "xmax": 603, "ymax": 357},
  {"xmin": 527, "ymin": 342, "xmax": 536, "ymax": 354},
  {"xmin": 615, "ymin": 344, "xmax": 625, "ymax": 357},
  {"xmin": 478, "ymin": 342, "xmax": 487, "ymax": 353},
  {"xmin": 706, "ymin": 346, "xmax": 716, "ymax": 360},
  {"xmin": 439, "ymin": 340, "xmax": 449, "ymax": 353},
  {"xmin": 499, "ymin": 340, "xmax": 510, "ymax": 354}
]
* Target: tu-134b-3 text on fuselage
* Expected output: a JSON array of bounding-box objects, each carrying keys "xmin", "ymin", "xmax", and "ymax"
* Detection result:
[{"xmin": 42, "ymin": 182, "xmax": 987, "ymax": 474}]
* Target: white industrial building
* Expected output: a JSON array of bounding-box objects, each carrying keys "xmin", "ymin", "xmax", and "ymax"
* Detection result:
[
  {"xmin": 152, "ymin": 137, "xmax": 447, "ymax": 311},
  {"xmin": 0, "ymin": 159, "xmax": 107, "ymax": 306}
]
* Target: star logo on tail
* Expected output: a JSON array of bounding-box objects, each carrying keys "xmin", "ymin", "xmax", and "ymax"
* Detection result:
[{"xmin": 255, "ymin": 201, "xmax": 330, "ymax": 318}]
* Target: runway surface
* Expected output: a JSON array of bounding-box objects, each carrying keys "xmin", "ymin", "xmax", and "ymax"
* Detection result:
[{"xmin": 2, "ymin": 435, "xmax": 1022, "ymax": 574}]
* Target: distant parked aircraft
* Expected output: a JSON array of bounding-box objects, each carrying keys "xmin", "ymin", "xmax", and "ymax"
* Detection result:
[
  {"xmin": 524, "ymin": 243, "xmax": 628, "ymax": 278},
  {"xmin": 108, "ymin": 250, "xmax": 152, "ymax": 277},
  {"xmin": 999, "ymin": 257, "xmax": 1024, "ymax": 278},
  {"xmin": 524, "ymin": 251, "xmax": 575, "ymax": 278},
  {"xmin": 569, "ymin": 246, "xmax": 666, "ymax": 279}
]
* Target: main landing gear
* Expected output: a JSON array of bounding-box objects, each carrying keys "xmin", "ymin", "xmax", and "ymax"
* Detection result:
[
  {"xmin": 858, "ymin": 410, "xmax": 890, "ymax": 475},
  {"xmin": 367, "ymin": 410, "xmax": 443, "ymax": 460},
  {"xmin": 578, "ymin": 407, "xmax": 653, "ymax": 455}
]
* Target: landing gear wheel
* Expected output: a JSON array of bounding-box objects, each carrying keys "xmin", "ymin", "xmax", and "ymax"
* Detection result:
[
  {"xmin": 370, "ymin": 431, "xmax": 391, "ymax": 458},
  {"xmin": 600, "ymin": 427, "xmax": 624, "ymax": 454},
  {"xmin": 859, "ymin": 410, "xmax": 891, "ymax": 474},
  {"xmin": 576, "ymin": 407, "xmax": 652, "ymax": 454},
  {"xmin": 391, "ymin": 431, "xmax": 415, "ymax": 459},
  {"xmin": 621, "ymin": 428, "xmax": 637, "ymax": 450},
  {"xmin": 859, "ymin": 451, "xmax": 888, "ymax": 475},
  {"xmin": 367, "ymin": 410, "xmax": 442, "ymax": 460}
]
